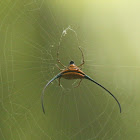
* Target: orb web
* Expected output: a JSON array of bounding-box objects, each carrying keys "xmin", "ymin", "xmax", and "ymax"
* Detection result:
[{"xmin": 0, "ymin": 1, "xmax": 138, "ymax": 140}]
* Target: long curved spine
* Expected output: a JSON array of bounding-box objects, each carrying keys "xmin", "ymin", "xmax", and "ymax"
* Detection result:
[
  {"xmin": 41, "ymin": 73, "xmax": 61, "ymax": 113},
  {"xmin": 84, "ymin": 75, "xmax": 121, "ymax": 113}
]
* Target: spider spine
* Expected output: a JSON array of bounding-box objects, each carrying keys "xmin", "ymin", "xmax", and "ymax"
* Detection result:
[{"xmin": 84, "ymin": 75, "xmax": 121, "ymax": 113}]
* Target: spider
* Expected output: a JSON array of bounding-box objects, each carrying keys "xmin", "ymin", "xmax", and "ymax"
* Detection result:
[{"xmin": 41, "ymin": 47, "xmax": 121, "ymax": 114}]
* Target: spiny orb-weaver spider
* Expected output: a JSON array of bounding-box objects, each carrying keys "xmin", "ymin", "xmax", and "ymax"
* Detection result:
[{"xmin": 41, "ymin": 47, "xmax": 121, "ymax": 114}]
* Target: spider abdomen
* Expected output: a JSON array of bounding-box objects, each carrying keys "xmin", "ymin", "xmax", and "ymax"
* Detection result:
[
  {"xmin": 61, "ymin": 69, "xmax": 85, "ymax": 79},
  {"xmin": 62, "ymin": 72, "xmax": 84, "ymax": 79}
]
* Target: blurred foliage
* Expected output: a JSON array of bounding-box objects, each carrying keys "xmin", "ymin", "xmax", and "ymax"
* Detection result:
[{"xmin": 0, "ymin": 0, "xmax": 140, "ymax": 140}]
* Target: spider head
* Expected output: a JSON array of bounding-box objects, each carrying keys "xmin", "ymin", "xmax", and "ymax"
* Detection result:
[{"xmin": 69, "ymin": 61, "xmax": 74, "ymax": 65}]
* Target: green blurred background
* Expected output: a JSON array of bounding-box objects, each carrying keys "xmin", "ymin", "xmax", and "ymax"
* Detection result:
[{"xmin": 0, "ymin": 0, "xmax": 140, "ymax": 140}]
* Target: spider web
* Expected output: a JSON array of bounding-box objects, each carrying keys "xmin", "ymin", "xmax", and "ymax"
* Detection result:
[{"xmin": 0, "ymin": 0, "xmax": 139, "ymax": 140}]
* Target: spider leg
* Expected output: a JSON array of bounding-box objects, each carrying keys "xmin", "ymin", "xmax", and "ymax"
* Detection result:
[
  {"xmin": 84, "ymin": 75, "xmax": 121, "ymax": 113},
  {"xmin": 55, "ymin": 64, "xmax": 64, "ymax": 71},
  {"xmin": 57, "ymin": 49, "xmax": 67, "ymax": 68},
  {"xmin": 41, "ymin": 73, "xmax": 61, "ymax": 114},
  {"xmin": 74, "ymin": 79, "xmax": 82, "ymax": 88},
  {"xmin": 78, "ymin": 46, "xmax": 85, "ymax": 67}
]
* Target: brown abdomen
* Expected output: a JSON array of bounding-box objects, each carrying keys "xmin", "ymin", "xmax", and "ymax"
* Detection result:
[{"xmin": 62, "ymin": 72, "xmax": 84, "ymax": 79}]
